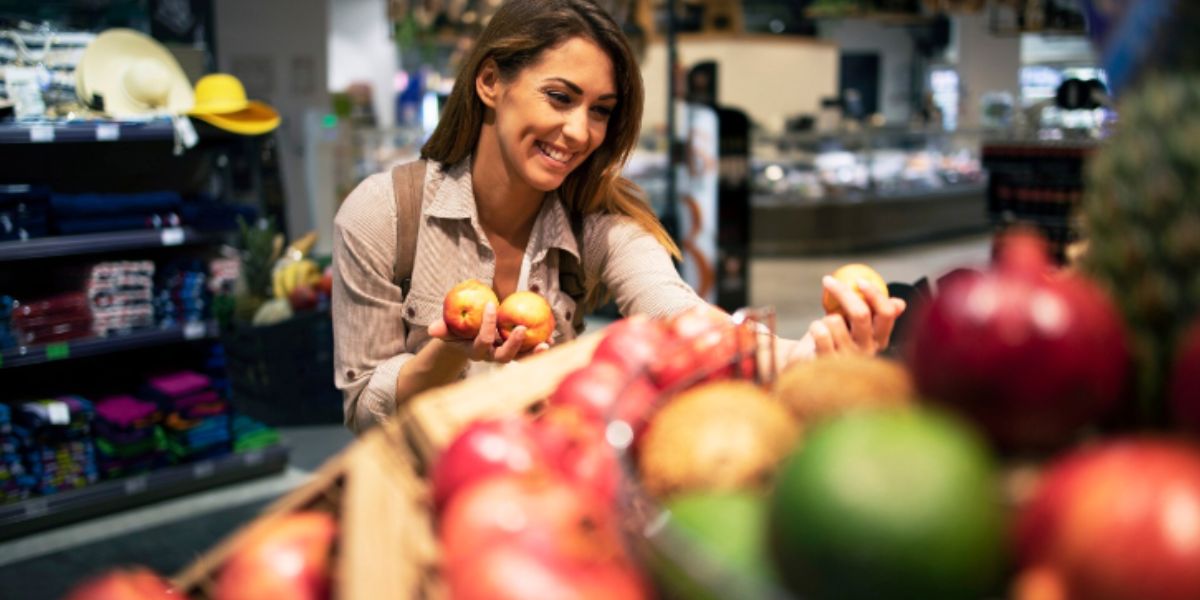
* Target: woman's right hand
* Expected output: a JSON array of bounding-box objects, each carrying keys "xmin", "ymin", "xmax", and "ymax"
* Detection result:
[{"xmin": 427, "ymin": 302, "xmax": 539, "ymax": 363}]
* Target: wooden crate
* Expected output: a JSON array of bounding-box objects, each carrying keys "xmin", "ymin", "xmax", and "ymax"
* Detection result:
[
  {"xmin": 173, "ymin": 428, "xmax": 441, "ymax": 599},
  {"xmin": 401, "ymin": 333, "xmax": 601, "ymax": 468}
]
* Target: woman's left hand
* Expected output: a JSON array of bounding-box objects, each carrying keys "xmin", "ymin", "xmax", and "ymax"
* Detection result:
[{"xmin": 806, "ymin": 275, "xmax": 907, "ymax": 357}]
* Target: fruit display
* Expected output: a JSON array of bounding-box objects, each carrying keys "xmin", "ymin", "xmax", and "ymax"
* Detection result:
[
  {"xmin": 62, "ymin": 567, "xmax": 178, "ymax": 600},
  {"xmin": 772, "ymin": 354, "xmax": 914, "ymax": 424},
  {"xmin": 1082, "ymin": 75, "xmax": 1200, "ymax": 425}
]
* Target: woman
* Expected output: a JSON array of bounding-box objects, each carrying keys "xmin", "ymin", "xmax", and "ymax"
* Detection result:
[{"xmin": 333, "ymin": 0, "xmax": 904, "ymax": 434}]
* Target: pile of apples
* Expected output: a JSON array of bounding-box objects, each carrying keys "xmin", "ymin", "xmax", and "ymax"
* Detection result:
[
  {"xmin": 431, "ymin": 302, "xmax": 766, "ymax": 599},
  {"xmin": 62, "ymin": 511, "xmax": 336, "ymax": 600}
]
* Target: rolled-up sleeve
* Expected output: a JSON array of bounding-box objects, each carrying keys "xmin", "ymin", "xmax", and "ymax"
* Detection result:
[
  {"xmin": 590, "ymin": 214, "xmax": 705, "ymax": 319},
  {"xmin": 332, "ymin": 173, "xmax": 414, "ymax": 433}
]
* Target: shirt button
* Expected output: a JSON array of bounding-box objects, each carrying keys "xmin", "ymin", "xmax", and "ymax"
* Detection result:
[
  {"xmin": 566, "ymin": 310, "xmax": 572, "ymax": 320},
  {"xmin": 406, "ymin": 307, "xmax": 415, "ymax": 317},
  {"xmin": 530, "ymin": 284, "xmax": 540, "ymax": 293}
]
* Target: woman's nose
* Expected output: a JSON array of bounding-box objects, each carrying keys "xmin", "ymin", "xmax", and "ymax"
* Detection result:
[{"xmin": 561, "ymin": 106, "xmax": 588, "ymax": 145}]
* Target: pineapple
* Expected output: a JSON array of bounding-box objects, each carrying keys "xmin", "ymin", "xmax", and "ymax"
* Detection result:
[
  {"xmin": 233, "ymin": 216, "xmax": 283, "ymax": 324},
  {"xmin": 1083, "ymin": 75, "xmax": 1200, "ymax": 426}
]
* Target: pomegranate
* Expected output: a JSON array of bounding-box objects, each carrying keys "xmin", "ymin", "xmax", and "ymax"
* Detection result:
[
  {"xmin": 1015, "ymin": 439, "xmax": 1200, "ymax": 600},
  {"xmin": 431, "ymin": 417, "xmax": 546, "ymax": 512},
  {"xmin": 907, "ymin": 231, "xmax": 1131, "ymax": 450}
]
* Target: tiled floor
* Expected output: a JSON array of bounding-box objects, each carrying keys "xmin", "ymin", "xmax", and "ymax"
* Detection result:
[{"xmin": 0, "ymin": 233, "xmax": 993, "ymax": 600}]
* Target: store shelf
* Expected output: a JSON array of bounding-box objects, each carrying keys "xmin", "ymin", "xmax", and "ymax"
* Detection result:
[
  {"xmin": 0, "ymin": 226, "xmax": 222, "ymax": 263},
  {"xmin": 0, "ymin": 321, "xmax": 219, "ymax": 370},
  {"xmin": 0, "ymin": 120, "xmax": 177, "ymax": 145},
  {"xmin": 0, "ymin": 444, "xmax": 290, "ymax": 541}
]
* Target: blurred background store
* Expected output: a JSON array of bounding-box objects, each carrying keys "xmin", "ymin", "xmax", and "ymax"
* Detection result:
[{"xmin": 0, "ymin": 0, "xmax": 1160, "ymax": 598}]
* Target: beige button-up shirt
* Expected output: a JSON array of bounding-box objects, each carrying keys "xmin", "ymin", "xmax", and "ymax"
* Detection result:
[{"xmin": 332, "ymin": 158, "xmax": 702, "ymax": 432}]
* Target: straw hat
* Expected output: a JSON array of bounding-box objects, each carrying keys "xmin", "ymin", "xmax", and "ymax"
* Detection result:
[
  {"xmin": 76, "ymin": 29, "xmax": 193, "ymax": 117},
  {"xmin": 188, "ymin": 74, "xmax": 280, "ymax": 135}
]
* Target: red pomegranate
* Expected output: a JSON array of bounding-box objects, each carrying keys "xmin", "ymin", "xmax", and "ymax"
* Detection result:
[
  {"xmin": 907, "ymin": 231, "xmax": 1131, "ymax": 450},
  {"xmin": 1170, "ymin": 318, "xmax": 1200, "ymax": 434}
]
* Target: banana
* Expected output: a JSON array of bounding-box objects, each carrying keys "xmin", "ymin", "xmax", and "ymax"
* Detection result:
[{"xmin": 272, "ymin": 259, "xmax": 322, "ymax": 299}]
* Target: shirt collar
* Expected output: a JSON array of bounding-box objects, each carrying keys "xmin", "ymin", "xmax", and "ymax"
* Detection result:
[{"xmin": 425, "ymin": 156, "xmax": 580, "ymax": 262}]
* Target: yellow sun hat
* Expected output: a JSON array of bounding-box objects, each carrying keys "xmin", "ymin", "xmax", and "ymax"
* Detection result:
[{"xmin": 188, "ymin": 73, "xmax": 280, "ymax": 136}]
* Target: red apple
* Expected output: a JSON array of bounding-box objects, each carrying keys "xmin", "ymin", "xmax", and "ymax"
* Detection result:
[
  {"xmin": 317, "ymin": 267, "xmax": 334, "ymax": 297},
  {"xmin": 287, "ymin": 283, "xmax": 319, "ymax": 312},
  {"xmin": 549, "ymin": 361, "xmax": 661, "ymax": 439},
  {"xmin": 498, "ymin": 291, "xmax": 555, "ymax": 351},
  {"xmin": 440, "ymin": 472, "xmax": 648, "ymax": 600},
  {"xmin": 1016, "ymin": 439, "xmax": 1200, "ymax": 600},
  {"xmin": 62, "ymin": 567, "xmax": 176, "ymax": 600},
  {"xmin": 443, "ymin": 279, "xmax": 500, "ymax": 338},
  {"xmin": 1170, "ymin": 318, "xmax": 1200, "ymax": 434},
  {"xmin": 652, "ymin": 305, "xmax": 758, "ymax": 390},
  {"xmin": 215, "ymin": 511, "xmax": 337, "ymax": 600},
  {"xmin": 447, "ymin": 545, "xmax": 651, "ymax": 600},
  {"xmin": 592, "ymin": 315, "xmax": 671, "ymax": 376},
  {"xmin": 431, "ymin": 416, "xmax": 546, "ymax": 512},
  {"xmin": 531, "ymin": 404, "xmax": 622, "ymax": 506}
]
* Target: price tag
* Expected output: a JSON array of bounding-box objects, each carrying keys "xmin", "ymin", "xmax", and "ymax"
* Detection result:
[
  {"xmin": 24, "ymin": 498, "xmax": 49, "ymax": 517},
  {"xmin": 160, "ymin": 227, "xmax": 185, "ymax": 246},
  {"xmin": 44, "ymin": 342, "xmax": 69, "ymax": 361},
  {"xmin": 95, "ymin": 123, "xmax": 120, "ymax": 141},
  {"xmin": 46, "ymin": 401, "xmax": 70, "ymax": 425},
  {"xmin": 243, "ymin": 450, "xmax": 265, "ymax": 466},
  {"xmin": 29, "ymin": 125, "xmax": 54, "ymax": 143},
  {"xmin": 183, "ymin": 321, "xmax": 206, "ymax": 340},
  {"xmin": 124, "ymin": 475, "xmax": 148, "ymax": 494},
  {"xmin": 172, "ymin": 115, "xmax": 198, "ymax": 149},
  {"xmin": 192, "ymin": 460, "xmax": 215, "ymax": 478}
]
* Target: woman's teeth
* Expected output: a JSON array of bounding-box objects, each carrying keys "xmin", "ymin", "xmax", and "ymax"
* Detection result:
[{"xmin": 537, "ymin": 142, "xmax": 572, "ymax": 163}]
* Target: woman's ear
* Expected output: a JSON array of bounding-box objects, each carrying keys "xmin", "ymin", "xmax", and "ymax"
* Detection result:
[{"xmin": 476, "ymin": 59, "xmax": 501, "ymax": 108}]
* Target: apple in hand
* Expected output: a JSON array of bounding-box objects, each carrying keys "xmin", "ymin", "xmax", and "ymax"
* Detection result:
[
  {"xmin": 498, "ymin": 291, "xmax": 555, "ymax": 351},
  {"xmin": 215, "ymin": 511, "xmax": 337, "ymax": 600},
  {"xmin": 443, "ymin": 279, "xmax": 500, "ymax": 338},
  {"xmin": 62, "ymin": 567, "xmax": 177, "ymax": 600},
  {"xmin": 822, "ymin": 263, "xmax": 889, "ymax": 317}
]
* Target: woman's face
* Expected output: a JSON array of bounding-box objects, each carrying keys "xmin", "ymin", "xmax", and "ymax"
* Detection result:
[{"xmin": 483, "ymin": 36, "xmax": 617, "ymax": 192}]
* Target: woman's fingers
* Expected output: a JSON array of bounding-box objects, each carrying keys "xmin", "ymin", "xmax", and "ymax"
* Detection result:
[
  {"xmin": 872, "ymin": 297, "xmax": 907, "ymax": 349},
  {"xmin": 492, "ymin": 326, "xmax": 526, "ymax": 363},
  {"xmin": 823, "ymin": 276, "xmax": 873, "ymax": 349},
  {"xmin": 810, "ymin": 319, "xmax": 835, "ymax": 355},
  {"xmin": 823, "ymin": 314, "xmax": 860, "ymax": 353}
]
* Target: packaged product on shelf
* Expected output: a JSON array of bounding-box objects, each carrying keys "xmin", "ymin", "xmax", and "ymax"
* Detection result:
[
  {"xmin": 92, "ymin": 395, "xmax": 165, "ymax": 480},
  {"xmin": 231, "ymin": 414, "xmax": 279, "ymax": 453},
  {"xmin": 10, "ymin": 291, "xmax": 93, "ymax": 345},
  {"xmin": 87, "ymin": 261, "xmax": 156, "ymax": 337},
  {"xmin": 0, "ymin": 404, "xmax": 34, "ymax": 504},
  {"xmin": 141, "ymin": 371, "xmax": 232, "ymax": 463},
  {"xmin": 16, "ymin": 396, "xmax": 98, "ymax": 496},
  {"xmin": 0, "ymin": 185, "xmax": 51, "ymax": 242},
  {"xmin": 0, "ymin": 295, "xmax": 17, "ymax": 350},
  {"xmin": 155, "ymin": 259, "xmax": 211, "ymax": 327},
  {"xmin": 49, "ymin": 191, "xmax": 182, "ymax": 236}
]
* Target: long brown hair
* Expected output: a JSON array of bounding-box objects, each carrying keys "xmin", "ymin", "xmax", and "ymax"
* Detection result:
[{"xmin": 421, "ymin": 0, "xmax": 680, "ymax": 262}]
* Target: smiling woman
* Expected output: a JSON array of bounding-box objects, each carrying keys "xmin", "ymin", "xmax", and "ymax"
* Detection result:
[{"xmin": 331, "ymin": 0, "xmax": 907, "ymax": 434}]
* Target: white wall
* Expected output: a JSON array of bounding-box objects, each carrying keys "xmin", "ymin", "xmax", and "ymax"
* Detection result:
[
  {"xmin": 328, "ymin": 0, "xmax": 397, "ymax": 127},
  {"xmin": 214, "ymin": 0, "xmax": 330, "ymax": 243},
  {"xmin": 817, "ymin": 20, "xmax": 916, "ymax": 125},
  {"xmin": 641, "ymin": 35, "xmax": 838, "ymax": 135},
  {"xmin": 954, "ymin": 13, "xmax": 1021, "ymax": 127}
]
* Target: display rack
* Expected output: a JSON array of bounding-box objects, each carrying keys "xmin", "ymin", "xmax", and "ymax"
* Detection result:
[
  {"xmin": 0, "ymin": 444, "xmax": 289, "ymax": 541},
  {"xmin": 0, "ymin": 321, "xmax": 218, "ymax": 369},
  {"xmin": 0, "ymin": 120, "xmax": 177, "ymax": 145},
  {"xmin": 0, "ymin": 227, "xmax": 222, "ymax": 262}
]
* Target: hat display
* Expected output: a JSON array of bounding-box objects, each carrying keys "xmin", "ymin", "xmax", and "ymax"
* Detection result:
[
  {"xmin": 76, "ymin": 29, "xmax": 194, "ymax": 117},
  {"xmin": 188, "ymin": 74, "xmax": 280, "ymax": 136}
]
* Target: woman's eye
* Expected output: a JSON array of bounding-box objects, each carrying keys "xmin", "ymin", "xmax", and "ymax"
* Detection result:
[
  {"xmin": 591, "ymin": 106, "xmax": 613, "ymax": 120},
  {"xmin": 546, "ymin": 90, "xmax": 571, "ymax": 104}
]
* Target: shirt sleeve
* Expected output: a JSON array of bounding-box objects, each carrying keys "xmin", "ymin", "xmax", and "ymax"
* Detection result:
[
  {"xmin": 588, "ymin": 214, "xmax": 706, "ymax": 319},
  {"xmin": 332, "ymin": 172, "xmax": 415, "ymax": 434}
]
